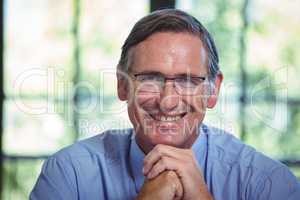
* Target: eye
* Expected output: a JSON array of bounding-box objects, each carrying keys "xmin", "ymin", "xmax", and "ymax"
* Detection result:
[
  {"xmin": 177, "ymin": 76, "xmax": 195, "ymax": 83},
  {"xmin": 175, "ymin": 76, "xmax": 205, "ymax": 87},
  {"xmin": 190, "ymin": 77, "xmax": 205, "ymax": 85},
  {"xmin": 136, "ymin": 74, "xmax": 163, "ymax": 82}
]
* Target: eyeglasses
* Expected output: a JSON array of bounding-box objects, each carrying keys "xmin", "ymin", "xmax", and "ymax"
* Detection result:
[{"xmin": 130, "ymin": 73, "xmax": 208, "ymax": 96}]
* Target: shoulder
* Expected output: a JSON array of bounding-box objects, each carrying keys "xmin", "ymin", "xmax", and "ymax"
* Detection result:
[
  {"xmin": 205, "ymin": 125, "xmax": 284, "ymax": 171},
  {"xmin": 31, "ymin": 129, "xmax": 133, "ymax": 199},
  {"xmin": 49, "ymin": 128, "xmax": 133, "ymax": 163},
  {"xmin": 204, "ymin": 126, "xmax": 300, "ymax": 199}
]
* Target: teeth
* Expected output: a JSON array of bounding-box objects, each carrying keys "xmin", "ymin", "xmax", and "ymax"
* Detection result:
[{"xmin": 157, "ymin": 115, "xmax": 181, "ymax": 122}]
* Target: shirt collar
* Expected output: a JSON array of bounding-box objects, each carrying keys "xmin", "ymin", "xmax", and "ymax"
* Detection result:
[{"xmin": 129, "ymin": 125, "xmax": 208, "ymax": 192}]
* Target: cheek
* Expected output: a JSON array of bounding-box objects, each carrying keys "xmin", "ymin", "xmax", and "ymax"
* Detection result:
[
  {"xmin": 128, "ymin": 96, "xmax": 157, "ymax": 123},
  {"xmin": 136, "ymin": 95, "xmax": 161, "ymax": 115},
  {"xmin": 136, "ymin": 95, "xmax": 157, "ymax": 107},
  {"xmin": 127, "ymin": 103, "xmax": 137, "ymax": 125},
  {"xmin": 183, "ymin": 95, "xmax": 207, "ymax": 113}
]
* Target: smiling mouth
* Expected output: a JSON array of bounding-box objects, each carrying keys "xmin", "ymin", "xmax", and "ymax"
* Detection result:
[{"xmin": 149, "ymin": 113, "xmax": 187, "ymax": 122}]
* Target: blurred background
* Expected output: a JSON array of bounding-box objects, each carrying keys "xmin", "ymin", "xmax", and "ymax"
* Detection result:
[{"xmin": 1, "ymin": 0, "xmax": 300, "ymax": 199}]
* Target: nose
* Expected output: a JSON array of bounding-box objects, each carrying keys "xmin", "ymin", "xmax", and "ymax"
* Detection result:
[{"xmin": 159, "ymin": 81, "xmax": 180, "ymax": 112}]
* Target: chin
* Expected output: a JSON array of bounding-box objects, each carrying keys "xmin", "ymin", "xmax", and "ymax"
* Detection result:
[{"xmin": 147, "ymin": 129, "xmax": 188, "ymax": 148}]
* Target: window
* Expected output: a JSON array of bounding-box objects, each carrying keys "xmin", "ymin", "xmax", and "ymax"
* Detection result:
[{"xmin": 1, "ymin": 0, "xmax": 299, "ymax": 199}]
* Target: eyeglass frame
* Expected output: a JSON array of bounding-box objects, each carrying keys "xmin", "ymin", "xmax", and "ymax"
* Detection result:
[{"xmin": 128, "ymin": 72, "xmax": 210, "ymax": 96}]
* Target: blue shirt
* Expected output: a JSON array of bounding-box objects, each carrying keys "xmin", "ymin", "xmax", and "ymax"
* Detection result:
[{"xmin": 30, "ymin": 125, "xmax": 300, "ymax": 200}]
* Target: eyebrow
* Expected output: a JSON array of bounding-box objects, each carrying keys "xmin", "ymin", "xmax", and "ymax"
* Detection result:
[
  {"xmin": 133, "ymin": 71, "xmax": 163, "ymax": 76},
  {"xmin": 133, "ymin": 70, "xmax": 204, "ymax": 76}
]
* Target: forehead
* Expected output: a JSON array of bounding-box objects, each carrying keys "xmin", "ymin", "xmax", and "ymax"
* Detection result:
[{"xmin": 130, "ymin": 32, "xmax": 208, "ymax": 75}]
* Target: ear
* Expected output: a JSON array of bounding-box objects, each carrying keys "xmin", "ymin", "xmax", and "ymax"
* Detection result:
[
  {"xmin": 207, "ymin": 73, "xmax": 223, "ymax": 108},
  {"xmin": 117, "ymin": 71, "xmax": 129, "ymax": 101}
]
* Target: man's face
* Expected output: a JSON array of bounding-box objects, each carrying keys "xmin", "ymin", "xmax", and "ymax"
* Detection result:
[{"xmin": 118, "ymin": 32, "xmax": 220, "ymax": 153}]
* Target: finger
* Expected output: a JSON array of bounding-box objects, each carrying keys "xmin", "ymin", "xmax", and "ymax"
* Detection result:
[
  {"xmin": 143, "ymin": 144, "xmax": 190, "ymax": 175},
  {"xmin": 147, "ymin": 156, "xmax": 179, "ymax": 179},
  {"xmin": 143, "ymin": 145, "xmax": 165, "ymax": 175},
  {"xmin": 172, "ymin": 172, "xmax": 183, "ymax": 200}
]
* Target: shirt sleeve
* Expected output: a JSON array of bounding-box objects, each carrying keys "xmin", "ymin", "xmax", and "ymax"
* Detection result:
[
  {"xmin": 253, "ymin": 166, "xmax": 300, "ymax": 200},
  {"xmin": 30, "ymin": 156, "xmax": 78, "ymax": 200}
]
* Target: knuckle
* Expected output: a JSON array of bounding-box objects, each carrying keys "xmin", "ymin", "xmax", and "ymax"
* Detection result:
[
  {"xmin": 184, "ymin": 150, "xmax": 195, "ymax": 161},
  {"xmin": 151, "ymin": 167, "xmax": 157, "ymax": 175},
  {"xmin": 154, "ymin": 144, "xmax": 163, "ymax": 153},
  {"xmin": 165, "ymin": 170, "xmax": 177, "ymax": 180}
]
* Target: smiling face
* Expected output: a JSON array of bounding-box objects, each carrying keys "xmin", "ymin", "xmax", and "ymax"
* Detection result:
[{"xmin": 118, "ymin": 32, "xmax": 221, "ymax": 153}]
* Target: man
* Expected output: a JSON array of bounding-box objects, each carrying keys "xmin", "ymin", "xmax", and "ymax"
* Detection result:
[{"xmin": 30, "ymin": 9, "xmax": 300, "ymax": 200}]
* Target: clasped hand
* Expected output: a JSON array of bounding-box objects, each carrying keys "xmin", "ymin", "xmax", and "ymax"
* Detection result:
[{"xmin": 136, "ymin": 144, "xmax": 213, "ymax": 200}]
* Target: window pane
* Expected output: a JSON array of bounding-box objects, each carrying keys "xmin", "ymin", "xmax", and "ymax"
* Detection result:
[
  {"xmin": 245, "ymin": 103, "xmax": 300, "ymax": 159},
  {"xmin": 77, "ymin": 96, "xmax": 131, "ymax": 139},
  {"xmin": 4, "ymin": 0, "xmax": 73, "ymax": 96},
  {"xmin": 247, "ymin": 0, "xmax": 300, "ymax": 99},
  {"xmin": 3, "ymin": 159, "xmax": 44, "ymax": 200},
  {"xmin": 3, "ymin": 100, "xmax": 74, "ymax": 155},
  {"xmin": 80, "ymin": 0, "xmax": 148, "ymax": 86}
]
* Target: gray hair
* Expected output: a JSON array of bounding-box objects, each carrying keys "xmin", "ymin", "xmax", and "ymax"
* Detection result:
[{"xmin": 117, "ymin": 9, "xmax": 220, "ymax": 80}]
